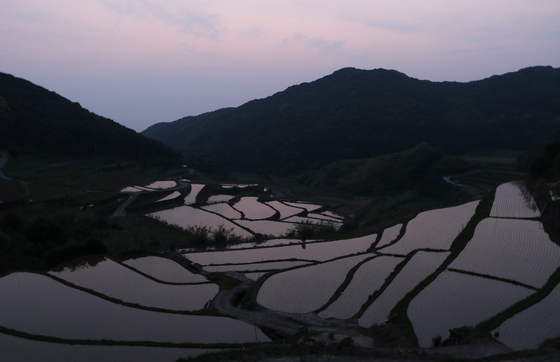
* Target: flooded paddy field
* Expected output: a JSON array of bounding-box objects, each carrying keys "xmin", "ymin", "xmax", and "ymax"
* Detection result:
[
  {"xmin": 50, "ymin": 258, "xmax": 218, "ymax": 311},
  {"xmin": 3, "ymin": 179, "xmax": 560, "ymax": 359},
  {"xmin": 0, "ymin": 272, "xmax": 270, "ymax": 344}
]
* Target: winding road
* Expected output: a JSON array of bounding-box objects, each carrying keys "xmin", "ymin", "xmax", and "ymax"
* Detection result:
[{"xmin": 194, "ymin": 265, "xmax": 374, "ymax": 347}]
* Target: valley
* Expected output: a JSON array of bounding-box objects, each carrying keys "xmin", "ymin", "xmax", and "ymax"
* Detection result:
[
  {"xmin": 1, "ymin": 67, "xmax": 560, "ymax": 361},
  {"xmin": 1, "ymin": 162, "xmax": 560, "ymax": 361}
]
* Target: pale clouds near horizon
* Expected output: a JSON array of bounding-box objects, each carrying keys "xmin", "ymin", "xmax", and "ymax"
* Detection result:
[{"xmin": 1, "ymin": 0, "xmax": 559, "ymax": 131}]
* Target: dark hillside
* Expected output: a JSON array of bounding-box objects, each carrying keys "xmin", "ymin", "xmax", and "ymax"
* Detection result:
[
  {"xmin": 0, "ymin": 72, "xmax": 183, "ymax": 165},
  {"xmin": 297, "ymin": 143, "xmax": 461, "ymax": 197},
  {"xmin": 143, "ymin": 66, "xmax": 560, "ymax": 175}
]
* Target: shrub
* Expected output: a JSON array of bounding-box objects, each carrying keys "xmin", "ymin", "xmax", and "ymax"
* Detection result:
[
  {"xmin": 432, "ymin": 334, "xmax": 442, "ymax": 347},
  {"xmin": 285, "ymin": 220, "xmax": 338, "ymax": 240}
]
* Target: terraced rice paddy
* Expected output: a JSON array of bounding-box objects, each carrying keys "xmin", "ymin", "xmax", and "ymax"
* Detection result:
[
  {"xmin": 203, "ymin": 260, "xmax": 312, "ymax": 273},
  {"xmin": 145, "ymin": 180, "xmax": 177, "ymax": 189},
  {"xmin": 201, "ymin": 203, "xmax": 242, "ymax": 219},
  {"xmin": 184, "ymin": 235, "xmax": 376, "ymax": 265},
  {"xmin": 206, "ymin": 194, "xmax": 233, "ymax": 203},
  {"xmin": 235, "ymin": 219, "xmax": 297, "ymax": 237},
  {"xmin": 266, "ymin": 201, "xmax": 304, "ymax": 219},
  {"xmin": 50, "ymin": 258, "xmax": 218, "ymax": 311},
  {"xmin": 225, "ymin": 238, "xmax": 309, "ymax": 250},
  {"xmin": 319, "ymin": 255, "xmax": 404, "ymax": 319},
  {"xmin": 122, "ymin": 255, "xmax": 208, "ymax": 283},
  {"xmin": 378, "ymin": 201, "xmax": 479, "ymax": 255},
  {"xmin": 449, "ymin": 218, "xmax": 560, "ymax": 288},
  {"xmin": 148, "ymin": 205, "xmax": 253, "ymax": 238},
  {"xmin": 284, "ymin": 201, "xmax": 322, "ymax": 212},
  {"xmin": 184, "ymin": 184, "xmax": 205, "ymax": 205},
  {"xmin": 375, "ymin": 224, "xmax": 403, "ymax": 248},
  {"xmin": 5, "ymin": 180, "xmax": 559, "ymax": 356},
  {"xmin": 305, "ymin": 213, "xmax": 345, "ymax": 223},
  {"xmin": 321, "ymin": 211, "xmax": 344, "ymax": 220},
  {"xmin": 408, "ymin": 271, "xmax": 534, "ymax": 348},
  {"xmin": 232, "ymin": 197, "xmax": 277, "ymax": 219},
  {"xmin": 490, "ymin": 181, "xmax": 540, "ymax": 218},
  {"xmin": 0, "ymin": 272, "xmax": 270, "ymax": 344},
  {"xmin": 492, "ymin": 283, "xmax": 560, "ymax": 350},
  {"xmin": 156, "ymin": 191, "xmax": 181, "ymax": 202},
  {"xmin": 284, "ymin": 215, "xmax": 341, "ymax": 226},
  {"xmin": 121, "ymin": 181, "xmax": 178, "ymax": 193},
  {"xmin": 257, "ymin": 254, "xmax": 371, "ymax": 313},
  {"xmin": 359, "ymin": 251, "xmax": 450, "ymax": 327}
]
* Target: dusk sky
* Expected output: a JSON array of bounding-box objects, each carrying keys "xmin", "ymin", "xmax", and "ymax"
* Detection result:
[{"xmin": 2, "ymin": 1, "xmax": 560, "ymax": 132}]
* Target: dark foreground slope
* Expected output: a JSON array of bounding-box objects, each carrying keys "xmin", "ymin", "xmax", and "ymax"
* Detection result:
[
  {"xmin": 143, "ymin": 66, "xmax": 560, "ymax": 175},
  {"xmin": 0, "ymin": 72, "xmax": 183, "ymax": 165}
]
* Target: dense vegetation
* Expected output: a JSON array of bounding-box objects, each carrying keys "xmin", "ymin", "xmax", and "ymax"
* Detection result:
[
  {"xmin": 297, "ymin": 143, "xmax": 467, "ymax": 197},
  {"xmin": 0, "ymin": 72, "xmax": 184, "ymax": 166},
  {"xmin": 143, "ymin": 66, "xmax": 560, "ymax": 175},
  {"xmin": 527, "ymin": 138, "xmax": 560, "ymax": 240}
]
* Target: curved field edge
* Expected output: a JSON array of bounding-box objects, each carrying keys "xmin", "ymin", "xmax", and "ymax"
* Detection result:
[
  {"xmin": 357, "ymin": 250, "xmax": 450, "ymax": 327},
  {"xmin": 7, "ymin": 271, "xmax": 224, "ymax": 317},
  {"xmin": 49, "ymin": 258, "xmax": 219, "ymax": 312},
  {"xmin": 447, "ymin": 268, "xmax": 539, "ymax": 291},
  {"xmin": 0, "ymin": 326, "xmax": 268, "ymax": 350},
  {"xmin": 373, "ymin": 192, "xmax": 495, "ymax": 346},
  {"xmin": 255, "ymin": 254, "xmax": 371, "ymax": 313},
  {"xmin": 312, "ymin": 256, "xmax": 378, "ymax": 315},
  {"xmin": 112, "ymin": 256, "xmax": 211, "ymax": 285},
  {"xmin": 373, "ymin": 224, "xmax": 404, "ymax": 249},
  {"xmin": 476, "ymin": 266, "xmax": 560, "ymax": 333},
  {"xmin": 120, "ymin": 254, "xmax": 209, "ymax": 284},
  {"xmin": 203, "ymin": 260, "xmax": 314, "ymax": 273},
  {"xmin": 352, "ymin": 253, "xmax": 416, "ymax": 319},
  {"xmin": 318, "ymin": 255, "xmax": 406, "ymax": 319}
]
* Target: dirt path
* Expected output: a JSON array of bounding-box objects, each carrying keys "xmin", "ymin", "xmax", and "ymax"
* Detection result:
[
  {"xmin": 197, "ymin": 269, "xmax": 374, "ymax": 347},
  {"xmin": 111, "ymin": 193, "xmax": 140, "ymax": 217}
]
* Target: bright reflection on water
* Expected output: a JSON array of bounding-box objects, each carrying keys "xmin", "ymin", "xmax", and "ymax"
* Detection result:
[
  {"xmin": 185, "ymin": 234, "xmax": 376, "ymax": 265},
  {"xmin": 201, "ymin": 203, "xmax": 242, "ymax": 219},
  {"xmin": 144, "ymin": 180, "xmax": 176, "ymax": 189},
  {"xmin": 266, "ymin": 201, "xmax": 303, "ymax": 219},
  {"xmin": 235, "ymin": 219, "xmax": 296, "ymax": 236},
  {"xmin": 184, "ymin": 184, "xmax": 205, "ymax": 205},
  {"xmin": 207, "ymin": 195, "xmax": 233, "ymax": 203},
  {"xmin": 50, "ymin": 258, "xmax": 218, "ymax": 311},
  {"xmin": 156, "ymin": 191, "xmax": 181, "ymax": 202},
  {"xmin": 122, "ymin": 256, "xmax": 208, "ymax": 283},
  {"xmin": 232, "ymin": 197, "xmax": 276, "ymax": 219},
  {"xmin": 148, "ymin": 206, "xmax": 253, "ymax": 238},
  {"xmin": 284, "ymin": 201, "xmax": 322, "ymax": 212},
  {"xmin": 0, "ymin": 272, "xmax": 270, "ymax": 344}
]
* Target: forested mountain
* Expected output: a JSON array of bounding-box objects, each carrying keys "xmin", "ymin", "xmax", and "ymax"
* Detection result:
[
  {"xmin": 143, "ymin": 66, "xmax": 560, "ymax": 175},
  {"xmin": 0, "ymin": 72, "xmax": 183, "ymax": 165},
  {"xmin": 298, "ymin": 143, "xmax": 463, "ymax": 197}
]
